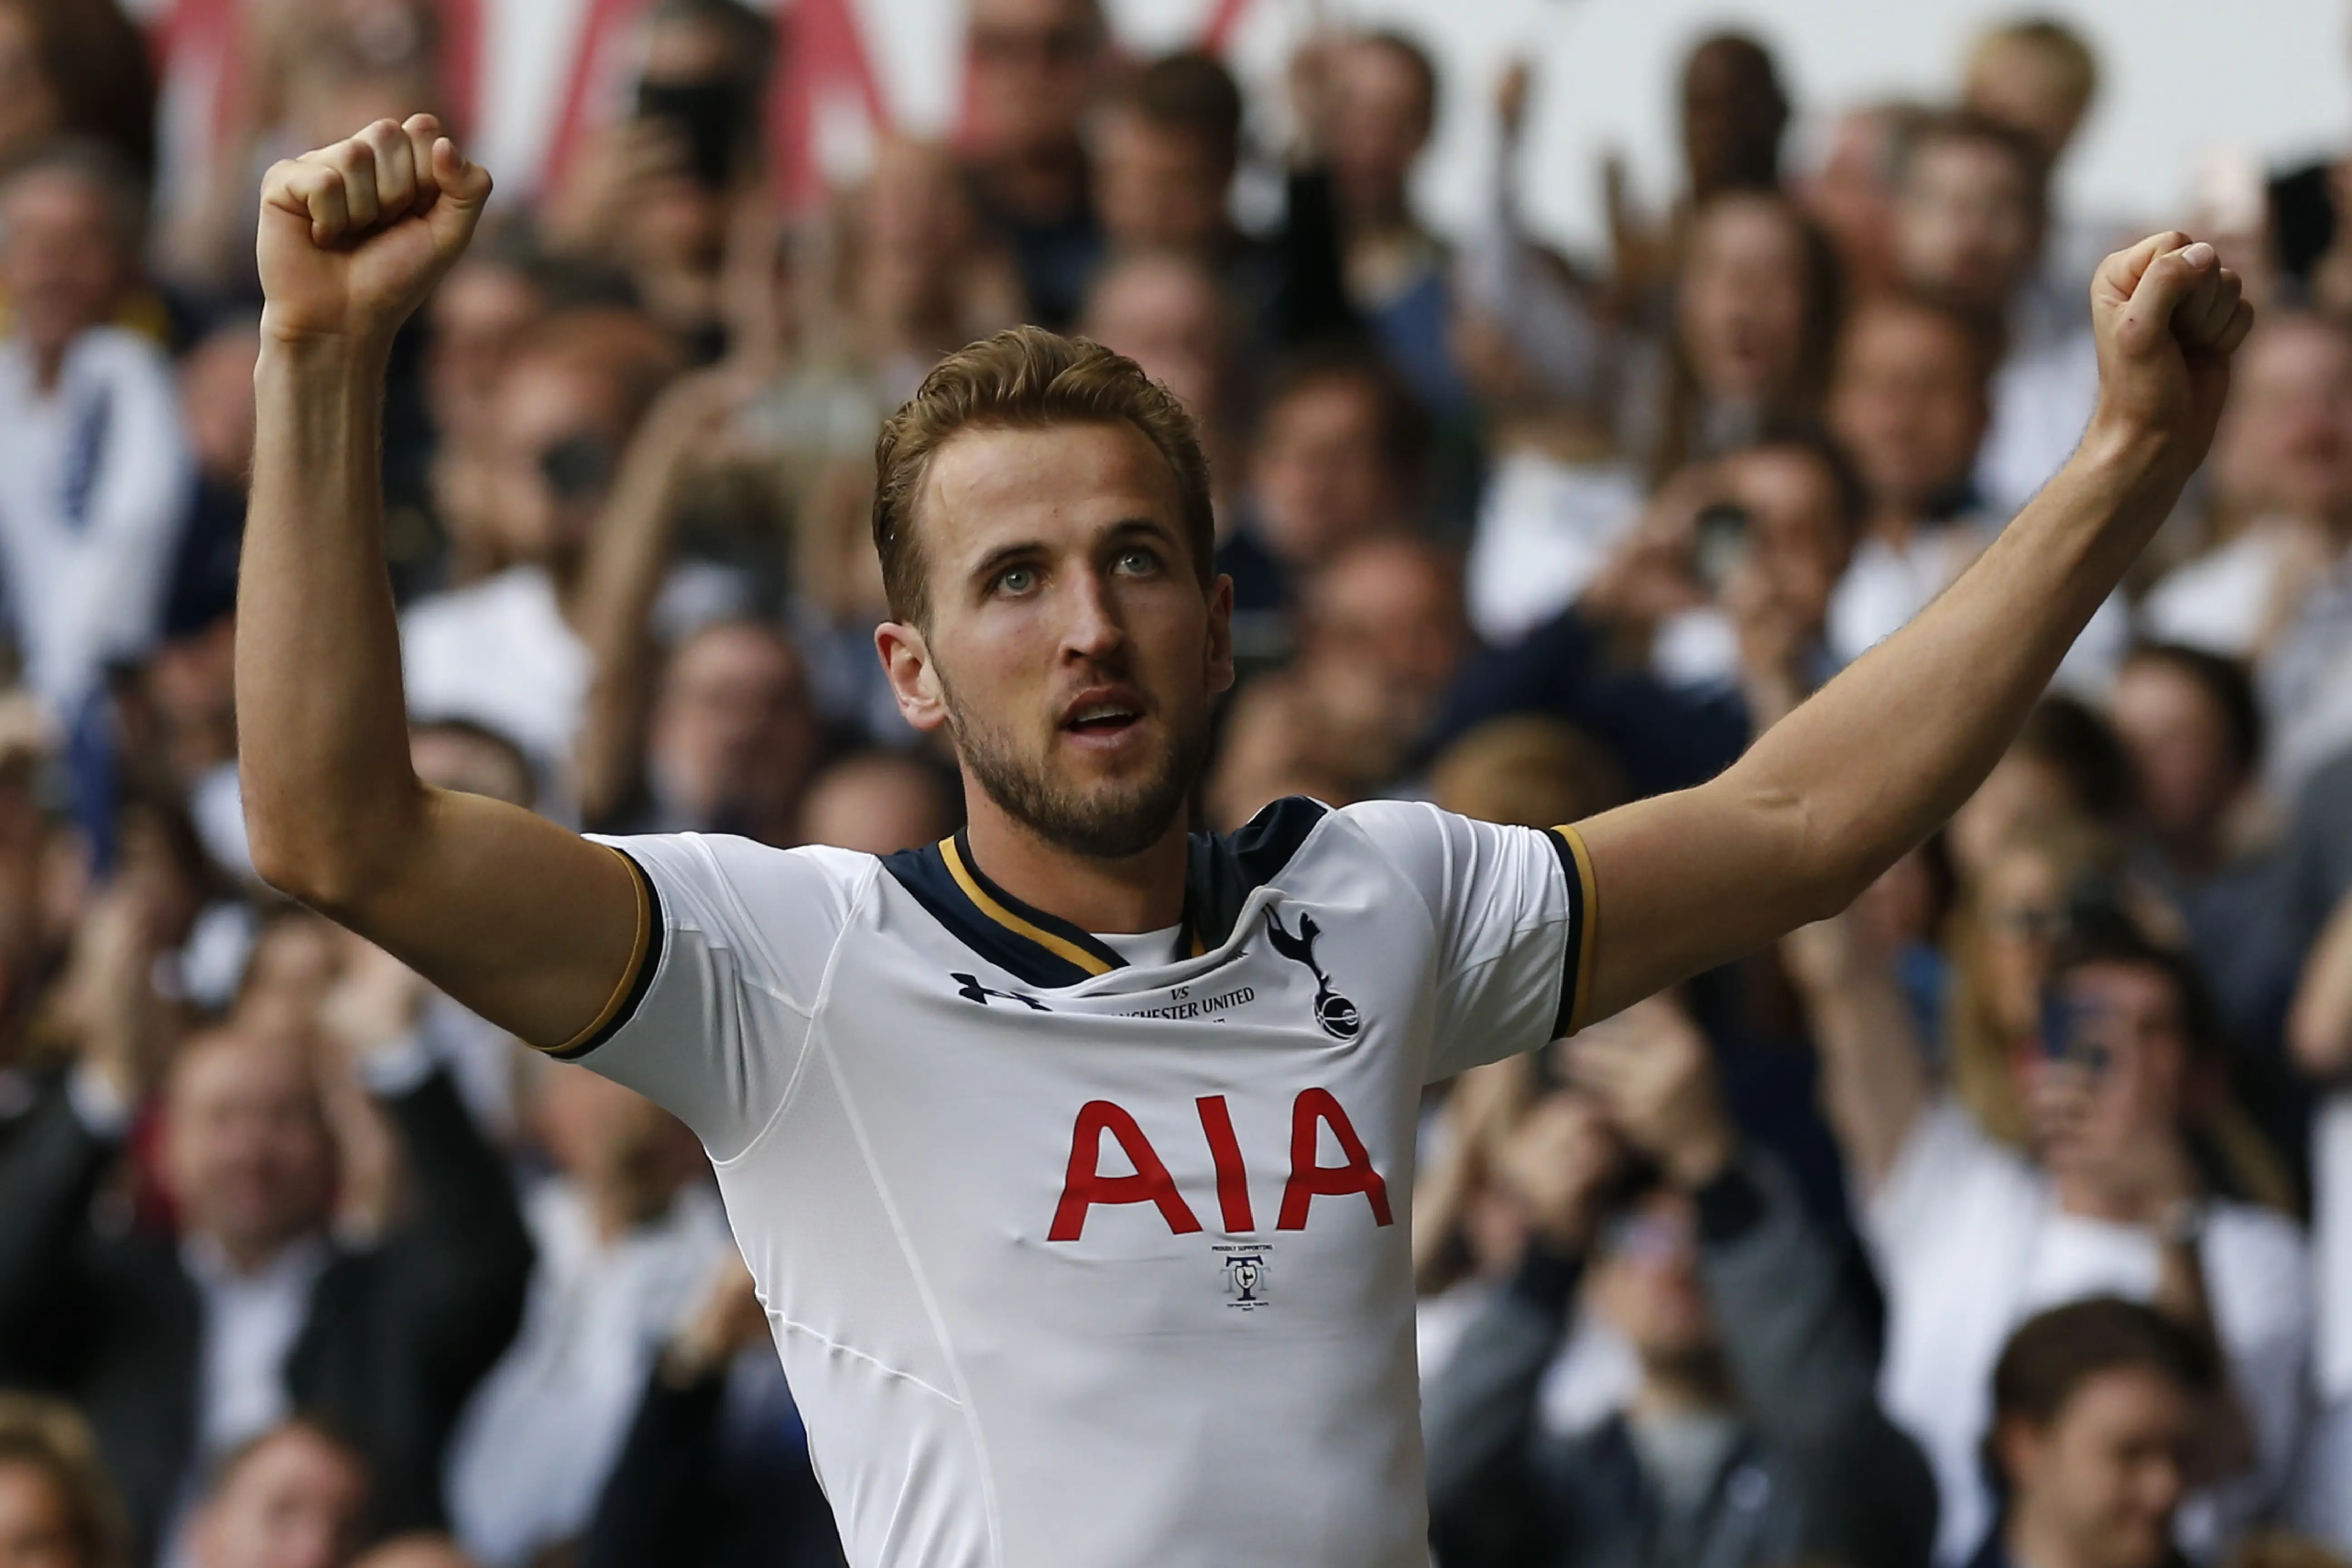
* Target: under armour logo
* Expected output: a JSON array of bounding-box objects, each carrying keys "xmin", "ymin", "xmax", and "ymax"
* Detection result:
[
  {"xmin": 1264, "ymin": 910, "xmax": 1361, "ymax": 1040},
  {"xmin": 952, "ymin": 973, "xmax": 1050, "ymax": 1010}
]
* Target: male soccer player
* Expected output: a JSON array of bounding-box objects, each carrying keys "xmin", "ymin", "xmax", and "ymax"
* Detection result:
[{"xmin": 237, "ymin": 117, "xmax": 2251, "ymax": 1568}]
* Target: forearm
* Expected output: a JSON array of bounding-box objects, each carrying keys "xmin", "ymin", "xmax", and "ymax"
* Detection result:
[
  {"xmin": 1789, "ymin": 931, "xmax": 1930, "ymax": 1192},
  {"xmin": 237, "ymin": 335, "xmax": 427, "ymax": 906},
  {"xmin": 1740, "ymin": 425, "xmax": 2176, "ymax": 906}
]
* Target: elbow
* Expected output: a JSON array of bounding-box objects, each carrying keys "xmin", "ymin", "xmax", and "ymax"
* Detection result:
[{"xmin": 240, "ymin": 778, "xmax": 421, "ymax": 918}]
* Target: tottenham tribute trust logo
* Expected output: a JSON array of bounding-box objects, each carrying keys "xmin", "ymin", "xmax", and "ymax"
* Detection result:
[{"xmin": 1264, "ymin": 910, "xmax": 1360, "ymax": 1040}]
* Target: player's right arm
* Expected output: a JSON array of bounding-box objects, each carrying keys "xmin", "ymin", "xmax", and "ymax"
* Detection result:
[{"xmin": 238, "ymin": 117, "xmax": 643, "ymax": 1049}]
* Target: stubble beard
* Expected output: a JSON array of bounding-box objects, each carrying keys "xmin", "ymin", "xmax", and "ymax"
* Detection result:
[{"xmin": 942, "ymin": 685, "xmax": 1209, "ymax": 861}]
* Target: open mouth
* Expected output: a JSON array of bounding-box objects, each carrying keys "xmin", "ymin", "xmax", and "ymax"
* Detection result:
[{"xmin": 1063, "ymin": 702, "xmax": 1142, "ymax": 736}]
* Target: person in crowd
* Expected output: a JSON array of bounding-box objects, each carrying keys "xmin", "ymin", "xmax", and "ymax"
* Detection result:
[
  {"xmin": 445, "ymin": 1063, "xmax": 729, "ymax": 1568},
  {"xmin": 398, "ymin": 308, "xmax": 683, "ymax": 789},
  {"xmin": 1606, "ymin": 33, "xmax": 1794, "ymax": 315},
  {"xmin": 417, "ymin": 229, "xmax": 559, "ymax": 596},
  {"xmin": 0, "ymin": 141, "xmax": 194, "ymax": 727},
  {"xmin": 1973, "ymin": 1298, "xmax": 2215, "ymax": 1568},
  {"xmin": 1962, "ymin": 20, "xmax": 2101, "ymax": 174},
  {"xmin": 1632, "ymin": 189, "xmax": 1842, "ymax": 495},
  {"xmin": 1303, "ymin": 28, "xmax": 1465, "ymax": 410},
  {"xmin": 1079, "ymin": 251, "xmax": 1242, "ymax": 502},
  {"xmin": 960, "ymin": 0, "xmax": 1108, "ymax": 329},
  {"xmin": 1205, "ymin": 536, "xmax": 1469, "ymax": 825},
  {"xmin": 1891, "ymin": 109, "xmax": 2099, "ymax": 519},
  {"xmin": 0, "ymin": 0, "xmax": 152, "ymax": 183},
  {"xmin": 542, "ymin": 0, "xmax": 771, "ymax": 358},
  {"xmin": 1216, "ymin": 345, "xmax": 1429, "ymax": 660},
  {"xmin": 0, "ymin": 979, "xmax": 531, "ymax": 1563},
  {"xmin": 2283, "ymin": 876, "xmax": 2352, "ymax": 1553},
  {"xmin": 2143, "ymin": 314, "xmax": 2352, "ymax": 797},
  {"xmin": 185, "ymin": 1421, "xmax": 370, "ymax": 1568},
  {"xmin": 1436, "ymin": 434, "xmax": 1861, "ymax": 804},
  {"xmin": 1787, "ymin": 907, "xmax": 2311, "ymax": 1565},
  {"xmin": 2110, "ymin": 645, "xmax": 2306, "ymax": 1122},
  {"xmin": 593, "ymin": 617, "xmax": 820, "ymax": 844},
  {"xmin": 579, "ymin": 1255, "xmax": 848, "ymax": 1568},
  {"xmin": 1422, "ymin": 994, "xmax": 1938, "ymax": 1568},
  {"xmin": 1799, "ymin": 101, "xmax": 1930, "ymax": 298},
  {"xmin": 796, "ymin": 750, "xmax": 957, "ymax": 856},
  {"xmin": 1089, "ymin": 50, "xmax": 1354, "ymax": 365},
  {"xmin": 0, "ymin": 1395, "xmax": 126, "ymax": 1568}
]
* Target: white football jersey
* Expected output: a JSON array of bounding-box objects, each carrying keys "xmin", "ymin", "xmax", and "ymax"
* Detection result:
[{"xmin": 566, "ymin": 797, "xmax": 1593, "ymax": 1568}]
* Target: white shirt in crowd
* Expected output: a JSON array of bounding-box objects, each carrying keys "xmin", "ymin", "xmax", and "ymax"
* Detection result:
[
  {"xmin": 1463, "ymin": 450, "xmax": 1646, "ymax": 646},
  {"xmin": 446, "ymin": 1178, "xmax": 732, "ymax": 1568},
  {"xmin": 2143, "ymin": 522, "xmax": 2352, "ymax": 798},
  {"xmin": 2291, "ymin": 1093, "xmax": 2352, "ymax": 1552},
  {"xmin": 1828, "ymin": 518, "xmax": 2130, "ymax": 697},
  {"xmin": 0, "ymin": 328, "xmax": 193, "ymax": 718},
  {"xmin": 568, "ymin": 798, "xmax": 1589, "ymax": 1568},
  {"xmin": 400, "ymin": 565, "xmax": 592, "ymax": 779},
  {"xmin": 1976, "ymin": 299, "xmax": 2100, "ymax": 523},
  {"xmin": 1866, "ymin": 1100, "xmax": 2312, "ymax": 1567}
]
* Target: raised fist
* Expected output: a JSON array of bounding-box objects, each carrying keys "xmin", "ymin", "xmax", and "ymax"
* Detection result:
[
  {"xmin": 2087, "ymin": 231, "xmax": 2255, "ymax": 480},
  {"xmin": 257, "ymin": 114, "xmax": 492, "ymax": 350}
]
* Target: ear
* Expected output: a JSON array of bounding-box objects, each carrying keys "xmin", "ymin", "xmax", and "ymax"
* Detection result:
[
  {"xmin": 876, "ymin": 620, "xmax": 950, "ymax": 733},
  {"xmin": 1205, "ymin": 574, "xmax": 1236, "ymax": 696},
  {"xmin": 1992, "ymin": 1413, "xmax": 2046, "ymax": 1496}
]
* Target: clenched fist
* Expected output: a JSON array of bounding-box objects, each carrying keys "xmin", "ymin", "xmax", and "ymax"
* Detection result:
[
  {"xmin": 2087, "ymin": 230, "xmax": 2256, "ymax": 479},
  {"xmin": 257, "ymin": 114, "xmax": 492, "ymax": 350}
]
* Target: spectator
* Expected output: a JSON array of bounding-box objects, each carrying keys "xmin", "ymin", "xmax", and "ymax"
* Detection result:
[
  {"xmin": 1788, "ymin": 913, "xmax": 2311, "ymax": 1564},
  {"xmin": 1218, "ymin": 346, "xmax": 1428, "ymax": 660},
  {"xmin": 398, "ymin": 309, "xmax": 683, "ymax": 789},
  {"xmin": 1974, "ymin": 1298, "xmax": 2215, "ymax": 1568},
  {"xmin": 0, "ymin": 142, "xmax": 194, "ymax": 725},
  {"xmin": 1891, "ymin": 110, "xmax": 2099, "ymax": 519},
  {"xmin": 960, "ymin": 0, "xmax": 1109, "ymax": 329},
  {"xmin": 0, "ymin": 1394, "xmax": 126, "ymax": 1568},
  {"xmin": 1637, "ymin": 190, "xmax": 1842, "ymax": 490},
  {"xmin": 185, "ymin": 1421, "xmax": 369, "ymax": 1568},
  {"xmin": 418, "ymin": 230, "xmax": 557, "ymax": 596},
  {"xmin": 600, "ymin": 618, "xmax": 818, "ymax": 844},
  {"xmin": 1799, "ymin": 102, "xmax": 1930, "ymax": 298},
  {"xmin": 1089, "ymin": 51, "xmax": 1354, "ymax": 365},
  {"xmin": 0, "ymin": 0, "xmax": 153, "ymax": 183},
  {"xmin": 1961, "ymin": 20, "xmax": 2101, "ymax": 172},
  {"xmin": 798, "ymin": 751, "xmax": 957, "ymax": 856},
  {"xmin": 2111, "ymin": 646, "xmax": 2304, "ymax": 1107},
  {"xmin": 2286, "ymin": 883, "xmax": 2352, "ymax": 1553},
  {"xmin": 0, "ymin": 995, "xmax": 530, "ymax": 1563},
  {"xmin": 1310, "ymin": 29, "xmax": 1466, "ymax": 410},
  {"xmin": 579, "ymin": 1256, "xmax": 847, "ymax": 1568},
  {"xmin": 445, "ymin": 1065, "xmax": 729, "ymax": 1568},
  {"xmin": 1080, "ymin": 251, "xmax": 1242, "ymax": 500},
  {"xmin": 2143, "ymin": 315, "xmax": 2352, "ymax": 796},
  {"xmin": 1422, "ymin": 996, "xmax": 1938, "ymax": 1568}
]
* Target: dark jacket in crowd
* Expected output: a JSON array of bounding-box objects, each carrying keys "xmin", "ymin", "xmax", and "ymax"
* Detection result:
[
  {"xmin": 583, "ymin": 1357, "xmax": 847, "ymax": 1568},
  {"xmin": 0, "ymin": 1068, "xmax": 531, "ymax": 1565},
  {"xmin": 1422, "ymin": 1151, "xmax": 1938, "ymax": 1568}
]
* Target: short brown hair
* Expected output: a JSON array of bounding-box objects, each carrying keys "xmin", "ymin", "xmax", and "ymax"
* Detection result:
[
  {"xmin": 1981, "ymin": 1297, "xmax": 2215, "ymax": 1498},
  {"xmin": 871, "ymin": 326, "xmax": 1215, "ymax": 626},
  {"xmin": 0, "ymin": 1394, "xmax": 128, "ymax": 1568},
  {"xmin": 1968, "ymin": 19, "xmax": 2098, "ymax": 119},
  {"xmin": 1117, "ymin": 50, "xmax": 1244, "ymax": 176},
  {"xmin": 1894, "ymin": 107, "xmax": 2052, "ymax": 224}
]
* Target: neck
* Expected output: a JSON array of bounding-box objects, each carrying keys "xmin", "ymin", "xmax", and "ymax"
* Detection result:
[
  {"xmin": 1867, "ymin": 505, "xmax": 1920, "ymax": 548},
  {"xmin": 581, "ymin": 1170, "xmax": 675, "ymax": 1244},
  {"xmin": 30, "ymin": 342, "xmax": 66, "ymax": 393},
  {"xmin": 1629, "ymin": 1353, "xmax": 1734, "ymax": 1421},
  {"xmin": 960, "ymin": 794, "xmax": 1190, "ymax": 935},
  {"xmin": 981, "ymin": 141, "xmax": 1086, "ymax": 224},
  {"xmin": 2004, "ymin": 1499, "xmax": 2104, "ymax": 1568},
  {"xmin": 207, "ymin": 1227, "xmax": 311, "ymax": 1278}
]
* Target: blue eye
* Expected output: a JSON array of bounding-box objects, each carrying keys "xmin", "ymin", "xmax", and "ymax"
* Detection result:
[
  {"xmin": 994, "ymin": 565, "xmax": 1037, "ymax": 595},
  {"xmin": 1113, "ymin": 547, "xmax": 1160, "ymax": 575}
]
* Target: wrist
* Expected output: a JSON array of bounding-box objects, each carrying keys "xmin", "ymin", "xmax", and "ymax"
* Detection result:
[
  {"xmin": 1663, "ymin": 1123, "xmax": 1737, "ymax": 1189},
  {"xmin": 258, "ymin": 311, "xmax": 397, "ymax": 375}
]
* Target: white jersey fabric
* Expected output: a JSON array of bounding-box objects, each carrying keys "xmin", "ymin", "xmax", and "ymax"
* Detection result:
[{"xmin": 563, "ymin": 797, "xmax": 1592, "ymax": 1568}]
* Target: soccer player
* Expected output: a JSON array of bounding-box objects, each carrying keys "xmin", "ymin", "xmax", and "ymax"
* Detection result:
[{"xmin": 236, "ymin": 117, "xmax": 2251, "ymax": 1568}]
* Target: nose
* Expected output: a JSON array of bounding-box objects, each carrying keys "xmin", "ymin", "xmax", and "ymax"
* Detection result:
[{"xmin": 1059, "ymin": 565, "xmax": 1128, "ymax": 664}]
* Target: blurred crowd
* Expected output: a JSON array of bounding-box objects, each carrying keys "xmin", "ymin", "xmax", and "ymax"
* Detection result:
[{"xmin": 5, "ymin": 2, "xmax": 2352, "ymax": 1568}]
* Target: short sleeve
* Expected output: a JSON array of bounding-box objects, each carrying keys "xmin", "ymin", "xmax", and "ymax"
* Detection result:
[
  {"xmin": 1337, "ymin": 800, "xmax": 1590, "ymax": 1082},
  {"xmin": 556, "ymin": 833, "xmax": 871, "ymax": 1161}
]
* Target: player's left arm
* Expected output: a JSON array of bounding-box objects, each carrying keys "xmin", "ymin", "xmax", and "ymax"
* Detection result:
[{"xmin": 1565, "ymin": 233, "xmax": 2252, "ymax": 1026}]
